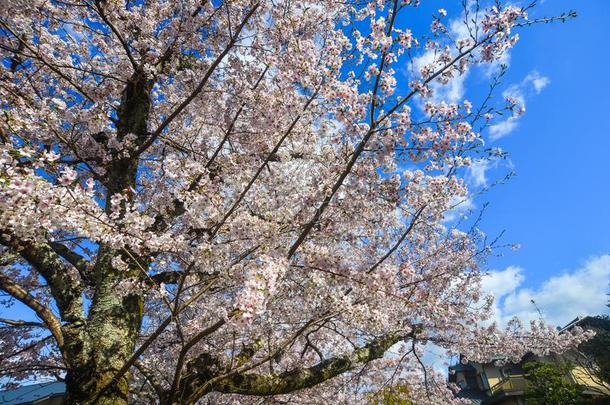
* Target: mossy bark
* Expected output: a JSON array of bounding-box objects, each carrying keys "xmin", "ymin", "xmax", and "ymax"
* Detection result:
[{"xmin": 62, "ymin": 245, "xmax": 144, "ymax": 404}]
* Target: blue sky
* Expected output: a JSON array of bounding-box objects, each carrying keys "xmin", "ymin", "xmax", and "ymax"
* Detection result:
[
  {"xmin": 480, "ymin": 0, "xmax": 610, "ymax": 281},
  {"xmin": 420, "ymin": 0, "xmax": 610, "ymax": 327}
]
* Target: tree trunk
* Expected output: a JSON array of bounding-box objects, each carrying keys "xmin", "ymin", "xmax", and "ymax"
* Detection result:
[
  {"xmin": 65, "ymin": 371, "xmax": 130, "ymax": 405},
  {"xmin": 62, "ymin": 247, "xmax": 144, "ymax": 405},
  {"xmin": 63, "ymin": 294, "xmax": 142, "ymax": 405}
]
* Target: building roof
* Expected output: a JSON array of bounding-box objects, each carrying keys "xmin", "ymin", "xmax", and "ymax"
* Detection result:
[
  {"xmin": 558, "ymin": 316, "xmax": 584, "ymax": 333},
  {"xmin": 448, "ymin": 363, "xmax": 476, "ymax": 373},
  {"xmin": 0, "ymin": 382, "xmax": 65, "ymax": 405},
  {"xmin": 454, "ymin": 388, "xmax": 487, "ymax": 404}
]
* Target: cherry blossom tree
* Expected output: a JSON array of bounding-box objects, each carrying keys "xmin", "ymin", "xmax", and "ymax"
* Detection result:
[{"xmin": 0, "ymin": 0, "xmax": 583, "ymax": 404}]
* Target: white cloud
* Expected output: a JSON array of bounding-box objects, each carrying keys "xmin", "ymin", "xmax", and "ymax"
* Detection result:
[
  {"xmin": 524, "ymin": 70, "xmax": 550, "ymax": 94},
  {"xmin": 482, "ymin": 265, "xmax": 525, "ymax": 300},
  {"xmin": 422, "ymin": 342, "xmax": 452, "ymax": 376},
  {"xmin": 483, "ymin": 255, "xmax": 610, "ymax": 327},
  {"xmin": 449, "ymin": 14, "xmax": 474, "ymax": 41},
  {"xmin": 440, "ymin": 72, "xmax": 468, "ymax": 104},
  {"xmin": 423, "ymin": 255, "xmax": 608, "ymax": 375},
  {"xmin": 483, "ymin": 50, "xmax": 511, "ymax": 78},
  {"xmin": 489, "ymin": 116, "xmax": 519, "ymax": 140},
  {"xmin": 61, "ymin": 23, "xmax": 84, "ymax": 42},
  {"xmin": 503, "ymin": 84, "xmax": 526, "ymax": 107},
  {"xmin": 482, "ymin": 266, "xmax": 525, "ymax": 324},
  {"xmin": 487, "ymin": 70, "xmax": 550, "ymax": 141},
  {"xmin": 443, "ymin": 195, "xmax": 475, "ymax": 223},
  {"xmin": 412, "ymin": 49, "xmax": 469, "ymax": 105},
  {"xmin": 467, "ymin": 158, "xmax": 492, "ymax": 187}
]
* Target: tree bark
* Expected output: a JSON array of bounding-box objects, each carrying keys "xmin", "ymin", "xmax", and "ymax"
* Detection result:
[
  {"xmin": 166, "ymin": 331, "xmax": 408, "ymax": 404},
  {"xmin": 63, "ymin": 248, "xmax": 143, "ymax": 404}
]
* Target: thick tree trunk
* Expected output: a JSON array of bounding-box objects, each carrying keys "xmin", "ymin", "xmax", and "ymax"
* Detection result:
[
  {"xmin": 62, "ymin": 247, "xmax": 144, "ymax": 405},
  {"xmin": 63, "ymin": 299, "xmax": 142, "ymax": 404},
  {"xmin": 63, "ymin": 70, "xmax": 153, "ymax": 404}
]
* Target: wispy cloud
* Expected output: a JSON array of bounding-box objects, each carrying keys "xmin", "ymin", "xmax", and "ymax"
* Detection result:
[
  {"xmin": 524, "ymin": 70, "xmax": 550, "ymax": 94},
  {"xmin": 467, "ymin": 159, "xmax": 490, "ymax": 187},
  {"xmin": 443, "ymin": 195, "xmax": 475, "ymax": 223},
  {"xmin": 412, "ymin": 49, "xmax": 469, "ymax": 105},
  {"xmin": 489, "ymin": 117, "xmax": 519, "ymax": 140},
  {"xmin": 466, "ymin": 158, "xmax": 500, "ymax": 187},
  {"xmin": 61, "ymin": 22, "xmax": 84, "ymax": 42},
  {"xmin": 488, "ymin": 70, "xmax": 550, "ymax": 140}
]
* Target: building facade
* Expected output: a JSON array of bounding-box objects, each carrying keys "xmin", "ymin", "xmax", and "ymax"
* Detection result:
[
  {"xmin": 450, "ymin": 353, "xmax": 610, "ymax": 404},
  {"xmin": 449, "ymin": 318, "xmax": 610, "ymax": 404}
]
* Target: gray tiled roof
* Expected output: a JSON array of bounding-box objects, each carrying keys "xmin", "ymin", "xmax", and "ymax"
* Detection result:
[{"xmin": 0, "ymin": 382, "xmax": 65, "ymax": 405}]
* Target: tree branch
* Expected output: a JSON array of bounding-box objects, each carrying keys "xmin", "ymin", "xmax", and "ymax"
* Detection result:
[
  {"xmin": 0, "ymin": 318, "xmax": 46, "ymax": 328},
  {"xmin": 208, "ymin": 87, "xmax": 320, "ymax": 240},
  {"xmin": 134, "ymin": 360, "xmax": 165, "ymax": 398},
  {"xmin": 287, "ymin": 31, "xmax": 497, "ymax": 259},
  {"xmin": 0, "ymin": 20, "xmax": 96, "ymax": 102},
  {"xmin": 0, "ymin": 272, "xmax": 64, "ymax": 349},
  {"xmin": 211, "ymin": 331, "xmax": 407, "ymax": 396},
  {"xmin": 1, "ymin": 235, "xmax": 84, "ymax": 323},
  {"xmin": 48, "ymin": 241, "xmax": 93, "ymax": 286},
  {"xmin": 93, "ymin": 0, "xmax": 140, "ymax": 71}
]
